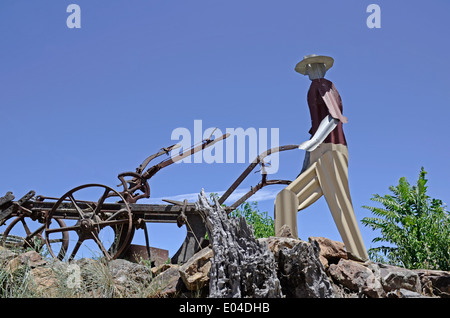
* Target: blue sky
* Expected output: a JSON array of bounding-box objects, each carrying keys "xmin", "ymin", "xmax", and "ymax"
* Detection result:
[{"xmin": 1, "ymin": 0, "xmax": 449, "ymax": 258}]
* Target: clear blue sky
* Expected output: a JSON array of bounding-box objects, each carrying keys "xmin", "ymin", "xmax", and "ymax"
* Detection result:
[{"xmin": 1, "ymin": 0, "xmax": 449, "ymax": 258}]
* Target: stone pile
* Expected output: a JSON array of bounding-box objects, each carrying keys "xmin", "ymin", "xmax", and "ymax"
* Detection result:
[
  {"xmin": 150, "ymin": 234, "xmax": 449, "ymax": 298},
  {"xmin": 0, "ymin": 236, "xmax": 448, "ymax": 298},
  {"xmin": 0, "ymin": 189, "xmax": 448, "ymax": 298}
]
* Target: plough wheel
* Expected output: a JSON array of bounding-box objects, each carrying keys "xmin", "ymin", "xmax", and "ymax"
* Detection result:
[
  {"xmin": 45, "ymin": 184, "xmax": 133, "ymax": 261},
  {"xmin": 1, "ymin": 216, "xmax": 69, "ymax": 256}
]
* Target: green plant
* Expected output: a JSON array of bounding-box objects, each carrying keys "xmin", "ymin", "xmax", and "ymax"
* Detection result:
[
  {"xmin": 209, "ymin": 193, "xmax": 275, "ymax": 239},
  {"xmin": 0, "ymin": 263, "xmax": 34, "ymax": 298},
  {"xmin": 361, "ymin": 167, "xmax": 450, "ymax": 270}
]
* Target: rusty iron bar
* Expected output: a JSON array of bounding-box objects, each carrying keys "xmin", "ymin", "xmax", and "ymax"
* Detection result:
[
  {"xmin": 117, "ymin": 133, "xmax": 230, "ymax": 203},
  {"xmin": 141, "ymin": 132, "xmax": 230, "ymax": 179},
  {"xmin": 19, "ymin": 200, "xmax": 198, "ymax": 223},
  {"xmin": 135, "ymin": 143, "xmax": 181, "ymax": 175},
  {"xmin": 226, "ymin": 179, "xmax": 291, "ymax": 212},
  {"xmin": 218, "ymin": 144, "xmax": 298, "ymax": 206}
]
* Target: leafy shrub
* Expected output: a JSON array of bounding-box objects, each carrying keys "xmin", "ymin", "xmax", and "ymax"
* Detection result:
[{"xmin": 362, "ymin": 167, "xmax": 450, "ymax": 270}]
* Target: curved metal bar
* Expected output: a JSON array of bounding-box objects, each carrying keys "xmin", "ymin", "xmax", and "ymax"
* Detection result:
[
  {"xmin": 226, "ymin": 179, "xmax": 291, "ymax": 213},
  {"xmin": 218, "ymin": 144, "xmax": 299, "ymax": 205},
  {"xmin": 142, "ymin": 133, "xmax": 230, "ymax": 180}
]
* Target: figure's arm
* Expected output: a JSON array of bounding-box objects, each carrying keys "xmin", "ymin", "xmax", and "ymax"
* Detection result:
[
  {"xmin": 298, "ymin": 115, "xmax": 338, "ymax": 152},
  {"xmin": 320, "ymin": 82, "xmax": 348, "ymax": 123}
]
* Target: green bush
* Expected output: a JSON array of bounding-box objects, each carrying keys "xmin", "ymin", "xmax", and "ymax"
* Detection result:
[
  {"xmin": 361, "ymin": 167, "xmax": 450, "ymax": 270},
  {"xmin": 210, "ymin": 193, "xmax": 275, "ymax": 239},
  {"xmin": 229, "ymin": 201, "xmax": 275, "ymax": 239}
]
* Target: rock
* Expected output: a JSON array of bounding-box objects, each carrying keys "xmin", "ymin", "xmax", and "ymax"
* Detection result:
[
  {"xmin": 378, "ymin": 263, "xmax": 421, "ymax": 294},
  {"xmin": 386, "ymin": 288, "xmax": 431, "ymax": 298},
  {"xmin": 277, "ymin": 239, "xmax": 334, "ymax": 298},
  {"xmin": 6, "ymin": 250, "xmax": 46, "ymax": 272},
  {"xmin": 30, "ymin": 267, "xmax": 59, "ymax": 296},
  {"xmin": 108, "ymin": 258, "xmax": 153, "ymax": 292},
  {"xmin": 309, "ymin": 237, "xmax": 348, "ymax": 269},
  {"xmin": 328, "ymin": 258, "xmax": 386, "ymax": 298},
  {"xmin": 148, "ymin": 265, "xmax": 183, "ymax": 297},
  {"xmin": 415, "ymin": 269, "xmax": 450, "ymax": 297},
  {"xmin": 0, "ymin": 245, "xmax": 17, "ymax": 264},
  {"xmin": 179, "ymin": 246, "xmax": 213, "ymax": 291},
  {"xmin": 259, "ymin": 236, "xmax": 302, "ymax": 257},
  {"xmin": 151, "ymin": 263, "xmax": 177, "ymax": 277}
]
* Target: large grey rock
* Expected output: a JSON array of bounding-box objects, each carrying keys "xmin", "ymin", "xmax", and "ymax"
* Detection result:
[
  {"xmin": 378, "ymin": 263, "xmax": 421, "ymax": 293},
  {"xmin": 108, "ymin": 258, "xmax": 152, "ymax": 288},
  {"xmin": 415, "ymin": 269, "xmax": 450, "ymax": 297},
  {"xmin": 277, "ymin": 239, "xmax": 335, "ymax": 298}
]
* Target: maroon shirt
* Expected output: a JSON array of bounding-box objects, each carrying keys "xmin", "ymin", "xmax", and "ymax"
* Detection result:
[{"xmin": 307, "ymin": 78, "xmax": 347, "ymax": 146}]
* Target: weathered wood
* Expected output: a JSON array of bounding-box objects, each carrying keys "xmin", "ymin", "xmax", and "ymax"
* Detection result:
[{"xmin": 195, "ymin": 189, "xmax": 282, "ymax": 298}]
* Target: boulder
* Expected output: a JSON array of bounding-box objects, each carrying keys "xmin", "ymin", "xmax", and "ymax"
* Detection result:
[
  {"xmin": 276, "ymin": 239, "xmax": 335, "ymax": 298},
  {"xmin": 415, "ymin": 269, "xmax": 450, "ymax": 297},
  {"xmin": 378, "ymin": 263, "xmax": 421, "ymax": 294},
  {"xmin": 108, "ymin": 258, "xmax": 153, "ymax": 291},
  {"xmin": 148, "ymin": 265, "xmax": 183, "ymax": 297},
  {"xmin": 387, "ymin": 288, "xmax": 431, "ymax": 298},
  {"xmin": 309, "ymin": 236, "xmax": 348, "ymax": 269},
  {"xmin": 179, "ymin": 246, "xmax": 213, "ymax": 291},
  {"xmin": 151, "ymin": 263, "xmax": 177, "ymax": 277},
  {"xmin": 328, "ymin": 258, "xmax": 386, "ymax": 298},
  {"xmin": 6, "ymin": 250, "xmax": 46, "ymax": 273},
  {"xmin": 30, "ymin": 267, "xmax": 59, "ymax": 296},
  {"xmin": 259, "ymin": 236, "xmax": 302, "ymax": 257},
  {"xmin": 0, "ymin": 245, "xmax": 17, "ymax": 264}
]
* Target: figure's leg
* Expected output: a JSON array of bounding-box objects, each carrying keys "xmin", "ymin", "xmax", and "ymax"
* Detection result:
[
  {"xmin": 274, "ymin": 189, "xmax": 299, "ymax": 237},
  {"xmin": 316, "ymin": 150, "xmax": 369, "ymax": 261},
  {"xmin": 274, "ymin": 162, "xmax": 323, "ymax": 238}
]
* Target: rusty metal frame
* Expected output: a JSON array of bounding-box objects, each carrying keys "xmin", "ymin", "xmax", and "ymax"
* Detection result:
[
  {"xmin": 218, "ymin": 145, "xmax": 298, "ymax": 211},
  {"xmin": 0, "ymin": 135, "xmax": 300, "ymax": 263}
]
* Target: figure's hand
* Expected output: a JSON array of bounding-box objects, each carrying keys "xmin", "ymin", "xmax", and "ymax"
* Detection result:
[{"xmin": 298, "ymin": 140, "xmax": 313, "ymax": 151}]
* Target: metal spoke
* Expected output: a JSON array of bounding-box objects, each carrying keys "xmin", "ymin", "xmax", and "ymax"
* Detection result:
[
  {"xmin": 46, "ymin": 224, "xmax": 80, "ymax": 234},
  {"xmin": 48, "ymin": 238, "xmax": 64, "ymax": 244},
  {"xmin": 69, "ymin": 239, "xmax": 83, "ymax": 261},
  {"xmin": 91, "ymin": 230, "xmax": 111, "ymax": 260},
  {"xmin": 25, "ymin": 224, "xmax": 45, "ymax": 241},
  {"xmin": 68, "ymin": 194, "xmax": 86, "ymax": 218},
  {"xmin": 20, "ymin": 217, "xmax": 32, "ymax": 236},
  {"xmin": 93, "ymin": 188, "xmax": 111, "ymax": 217},
  {"xmin": 105, "ymin": 208, "xmax": 128, "ymax": 222}
]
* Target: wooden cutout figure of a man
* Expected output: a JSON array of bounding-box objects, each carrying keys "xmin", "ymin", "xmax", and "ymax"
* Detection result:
[{"xmin": 274, "ymin": 54, "xmax": 369, "ymax": 261}]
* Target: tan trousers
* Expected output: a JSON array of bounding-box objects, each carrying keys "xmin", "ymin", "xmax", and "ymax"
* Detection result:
[{"xmin": 274, "ymin": 143, "xmax": 369, "ymax": 261}]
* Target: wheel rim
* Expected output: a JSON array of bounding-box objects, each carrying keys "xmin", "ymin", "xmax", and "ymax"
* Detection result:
[
  {"xmin": 1, "ymin": 216, "xmax": 69, "ymax": 255},
  {"xmin": 45, "ymin": 184, "xmax": 133, "ymax": 261}
]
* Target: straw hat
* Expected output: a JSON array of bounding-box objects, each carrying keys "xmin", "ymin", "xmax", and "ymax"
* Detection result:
[{"xmin": 294, "ymin": 54, "xmax": 334, "ymax": 75}]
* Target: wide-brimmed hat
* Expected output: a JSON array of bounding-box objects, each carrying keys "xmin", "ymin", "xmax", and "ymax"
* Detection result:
[{"xmin": 294, "ymin": 54, "xmax": 334, "ymax": 75}]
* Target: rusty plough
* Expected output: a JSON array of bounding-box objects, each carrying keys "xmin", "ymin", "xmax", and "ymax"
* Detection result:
[{"xmin": 0, "ymin": 133, "xmax": 298, "ymax": 264}]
